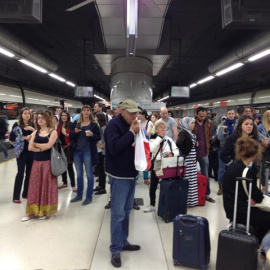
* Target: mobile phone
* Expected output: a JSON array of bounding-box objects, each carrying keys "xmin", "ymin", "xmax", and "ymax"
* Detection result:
[{"xmin": 76, "ymin": 123, "xmax": 81, "ymax": 129}]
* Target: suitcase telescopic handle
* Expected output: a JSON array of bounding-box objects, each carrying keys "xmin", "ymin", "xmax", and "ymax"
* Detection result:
[{"xmin": 234, "ymin": 177, "xmax": 253, "ymax": 234}]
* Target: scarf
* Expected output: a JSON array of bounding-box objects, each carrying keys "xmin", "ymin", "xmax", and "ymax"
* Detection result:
[
  {"xmin": 180, "ymin": 117, "xmax": 196, "ymax": 139},
  {"xmin": 224, "ymin": 118, "xmax": 236, "ymax": 135}
]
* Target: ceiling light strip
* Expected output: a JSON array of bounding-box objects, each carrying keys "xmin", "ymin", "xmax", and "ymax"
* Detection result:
[
  {"xmin": 197, "ymin": 76, "xmax": 215, "ymax": 84},
  {"xmin": 0, "ymin": 47, "xmax": 15, "ymax": 58},
  {"xmin": 94, "ymin": 94, "xmax": 105, "ymax": 101},
  {"xmin": 49, "ymin": 73, "xmax": 66, "ymax": 82},
  {"xmin": 19, "ymin": 59, "xmax": 47, "ymax": 73},
  {"xmin": 216, "ymin": 62, "xmax": 244, "ymax": 76},
  {"xmin": 248, "ymin": 49, "xmax": 270, "ymax": 62},
  {"xmin": 158, "ymin": 95, "xmax": 169, "ymax": 102}
]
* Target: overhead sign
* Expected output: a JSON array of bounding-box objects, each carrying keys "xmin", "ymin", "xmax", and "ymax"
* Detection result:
[{"xmin": 139, "ymin": 102, "xmax": 166, "ymax": 111}]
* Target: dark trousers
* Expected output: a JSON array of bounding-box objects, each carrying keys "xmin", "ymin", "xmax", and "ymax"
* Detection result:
[
  {"xmin": 62, "ymin": 163, "xmax": 75, "ymax": 187},
  {"xmin": 13, "ymin": 151, "xmax": 33, "ymax": 200},
  {"xmin": 149, "ymin": 169, "xmax": 159, "ymax": 207},
  {"xmin": 98, "ymin": 152, "xmax": 106, "ymax": 190}
]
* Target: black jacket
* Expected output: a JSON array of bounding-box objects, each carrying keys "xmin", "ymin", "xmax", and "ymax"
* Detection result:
[
  {"xmin": 0, "ymin": 117, "xmax": 8, "ymax": 140},
  {"xmin": 220, "ymin": 134, "xmax": 237, "ymax": 165},
  {"xmin": 223, "ymin": 159, "xmax": 263, "ymax": 221},
  {"xmin": 176, "ymin": 129, "xmax": 193, "ymax": 156}
]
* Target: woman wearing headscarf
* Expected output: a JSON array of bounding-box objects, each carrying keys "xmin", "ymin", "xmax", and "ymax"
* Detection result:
[{"xmin": 176, "ymin": 117, "xmax": 198, "ymax": 206}]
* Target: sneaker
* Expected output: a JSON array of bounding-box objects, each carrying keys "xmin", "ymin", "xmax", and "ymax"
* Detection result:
[
  {"xmin": 4, "ymin": 156, "xmax": 9, "ymax": 160},
  {"xmin": 82, "ymin": 197, "xmax": 92, "ymax": 205},
  {"xmin": 144, "ymin": 205, "xmax": 155, "ymax": 212},
  {"xmin": 105, "ymin": 201, "xmax": 111, "ymax": 209},
  {"xmin": 133, "ymin": 200, "xmax": 140, "ymax": 210},
  {"xmin": 70, "ymin": 196, "xmax": 82, "ymax": 203},
  {"xmin": 39, "ymin": 216, "xmax": 47, "ymax": 220},
  {"xmin": 21, "ymin": 215, "xmax": 34, "ymax": 222}
]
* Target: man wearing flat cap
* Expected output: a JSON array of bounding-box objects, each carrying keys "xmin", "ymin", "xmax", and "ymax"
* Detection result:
[{"xmin": 104, "ymin": 99, "xmax": 141, "ymax": 268}]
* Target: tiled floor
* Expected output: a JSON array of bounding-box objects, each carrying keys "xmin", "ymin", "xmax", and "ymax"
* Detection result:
[{"xmin": 0, "ymin": 157, "xmax": 228, "ymax": 270}]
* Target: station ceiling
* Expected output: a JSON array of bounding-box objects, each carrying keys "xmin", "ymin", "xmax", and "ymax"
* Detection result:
[{"xmin": 0, "ymin": 0, "xmax": 270, "ymax": 106}]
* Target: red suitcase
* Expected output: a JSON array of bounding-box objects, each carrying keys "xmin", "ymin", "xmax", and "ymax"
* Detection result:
[{"xmin": 197, "ymin": 173, "xmax": 207, "ymax": 206}]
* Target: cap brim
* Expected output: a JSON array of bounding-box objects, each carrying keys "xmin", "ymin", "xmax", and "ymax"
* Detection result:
[{"xmin": 126, "ymin": 108, "xmax": 139, "ymax": 113}]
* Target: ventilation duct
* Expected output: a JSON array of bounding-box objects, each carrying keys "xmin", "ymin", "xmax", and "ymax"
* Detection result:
[
  {"xmin": 0, "ymin": 26, "xmax": 58, "ymax": 71},
  {"xmin": 208, "ymin": 30, "xmax": 270, "ymax": 74}
]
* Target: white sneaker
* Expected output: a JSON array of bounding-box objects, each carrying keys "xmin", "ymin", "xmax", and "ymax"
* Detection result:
[
  {"xmin": 144, "ymin": 205, "xmax": 155, "ymax": 212},
  {"xmin": 21, "ymin": 216, "xmax": 33, "ymax": 222},
  {"xmin": 39, "ymin": 216, "xmax": 47, "ymax": 220}
]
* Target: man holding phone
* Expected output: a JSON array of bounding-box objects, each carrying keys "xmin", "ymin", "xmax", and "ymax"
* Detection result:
[{"xmin": 104, "ymin": 99, "xmax": 140, "ymax": 268}]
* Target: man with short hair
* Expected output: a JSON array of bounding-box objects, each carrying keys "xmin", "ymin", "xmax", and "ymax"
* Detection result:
[
  {"xmin": 104, "ymin": 99, "xmax": 141, "ymax": 268},
  {"xmin": 241, "ymin": 106, "xmax": 253, "ymax": 116},
  {"xmin": 194, "ymin": 107, "xmax": 215, "ymax": 203},
  {"xmin": 72, "ymin": 108, "xmax": 81, "ymax": 122},
  {"xmin": 94, "ymin": 103, "xmax": 112, "ymax": 122},
  {"xmin": 55, "ymin": 107, "xmax": 62, "ymax": 120},
  {"xmin": 155, "ymin": 107, "xmax": 177, "ymax": 141}
]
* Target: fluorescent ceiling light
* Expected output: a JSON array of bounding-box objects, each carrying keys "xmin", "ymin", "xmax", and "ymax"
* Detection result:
[
  {"xmin": 158, "ymin": 96, "xmax": 169, "ymax": 102},
  {"xmin": 0, "ymin": 47, "xmax": 15, "ymax": 58},
  {"xmin": 27, "ymin": 98, "xmax": 39, "ymax": 100},
  {"xmin": 40, "ymin": 100, "xmax": 50, "ymax": 102},
  {"xmin": 127, "ymin": 0, "xmax": 138, "ymax": 37},
  {"xmin": 248, "ymin": 49, "xmax": 270, "ymax": 62},
  {"xmin": 197, "ymin": 76, "xmax": 214, "ymax": 84},
  {"xmin": 49, "ymin": 73, "xmax": 65, "ymax": 82},
  {"xmin": 0, "ymin": 93, "xmax": 6, "ymax": 95},
  {"xmin": 94, "ymin": 94, "xmax": 105, "ymax": 101},
  {"xmin": 216, "ymin": 62, "xmax": 244, "ymax": 76},
  {"xmin": 66, "ymin": 81, "xmax": 75, "ymax": 87},
  {"xmin": 19, "ymin": 59, "xmax": 47, "ymax": 73},
  {"xmin": 190, "ymin": 83, "xmax": 197, "ymax": 88}
]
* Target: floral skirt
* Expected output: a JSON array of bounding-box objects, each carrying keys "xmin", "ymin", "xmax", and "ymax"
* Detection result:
[{"xmin": 26, "ymin": 160, "xmax": 58, "ymax": 217}]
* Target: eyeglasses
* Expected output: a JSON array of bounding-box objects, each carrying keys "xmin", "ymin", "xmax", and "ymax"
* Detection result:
[{"xmin": 38, "ymin": 116, "xmax": 45, "ymax": 120}]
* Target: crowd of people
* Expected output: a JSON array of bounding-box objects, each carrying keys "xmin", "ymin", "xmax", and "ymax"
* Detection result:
[{"xmin": 2, "ymin": 100, "xmax": 270, "ymax": 268}]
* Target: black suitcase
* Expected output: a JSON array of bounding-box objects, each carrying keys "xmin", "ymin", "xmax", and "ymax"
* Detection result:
[
  {"xmin": 157, "ymin": 178, "xmax": 188, "ymax": 223},
  {"xmin": 216, "ymin": 176, "xmax": 258, "ymax": 270},
  {"xmin": 173, "ymin": 215, "xmax": 210, "ymax": 269}
]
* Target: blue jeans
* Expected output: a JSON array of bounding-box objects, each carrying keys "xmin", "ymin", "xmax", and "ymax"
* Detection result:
[
  {"xmin": 73, "ymin": 150, "xmax": 94, "ymax": 199},
  {"xmin": 110, "ymin": 176, "xmax": 136, "ymax": 254},
  {"xmin": 218, "ymin": 147, "xmax": 226, "ymax": 183},
  {"xmin": 143, "ymin": 171, "xmax": 149, "ymax": 179},
  {"xmin": 197, "ymin": 156, "xmax": 210, "ymax": 196}
]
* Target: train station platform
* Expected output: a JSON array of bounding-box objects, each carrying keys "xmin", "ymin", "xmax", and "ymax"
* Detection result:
[{"xmin": 0, "ymin": 157, "xmax": 228, "ymax": 270}]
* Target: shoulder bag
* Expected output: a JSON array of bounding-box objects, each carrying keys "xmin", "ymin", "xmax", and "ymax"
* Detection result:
[
  {"xmin": 50, "ymin": 138, "xmax": 67, "ymax": 177},
  {"xmin": 242, "ymin": 167, "xmax": 270, "ymax": 212}
]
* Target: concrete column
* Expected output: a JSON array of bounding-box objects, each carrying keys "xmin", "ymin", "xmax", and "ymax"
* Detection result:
[{"xmin": 110, "ymin": 56, "xmax": 152, "ymax": 107}]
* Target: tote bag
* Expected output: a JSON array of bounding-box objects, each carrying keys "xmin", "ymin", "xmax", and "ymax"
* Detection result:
[
  {"xmin": 134, "ymin": 129, "xmax": 151, "ymax": 171},
  {"xmin": 242, "ymin": 167, "xmax": 270, "ymax": 212},
  {"xmin": 51, "ymin": 138, "xmax": 68, "ymax": 177}
]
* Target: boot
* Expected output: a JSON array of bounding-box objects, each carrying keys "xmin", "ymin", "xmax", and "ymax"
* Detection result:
[{"xmin": 217, "ymin": 182, "xmax": 223, "ymax": 195}]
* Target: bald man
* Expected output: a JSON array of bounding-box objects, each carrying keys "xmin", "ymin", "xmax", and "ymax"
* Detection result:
[{"xmin": 155, "ymin": 107, "xmax": 177, "ymax": 141}]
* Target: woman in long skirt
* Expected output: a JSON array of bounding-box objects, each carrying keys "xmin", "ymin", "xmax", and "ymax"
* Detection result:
[{"xmin": 21, "ymin": 110, "xmax": 58, "ymax": 221}]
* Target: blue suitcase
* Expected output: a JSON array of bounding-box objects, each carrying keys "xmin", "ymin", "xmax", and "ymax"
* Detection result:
[
  {"xmin": 173, "ymin": 215, "xmax": 210, "ymax": 270},
  {"xmin": 157, "ymin": 178, "xmax": 188, "ymax": 223}
]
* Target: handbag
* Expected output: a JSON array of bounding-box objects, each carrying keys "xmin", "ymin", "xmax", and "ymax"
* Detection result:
[
  {"xmin": 210, "ymin": 135, "xmax": 220, "ymax": 148},
  {"xmin": 50, "ymin": 138, "xmax": 68, "ymax": 177},
  {"xmin": 242, "ymin": 167, "xmax": 270, "ymax": 212}
]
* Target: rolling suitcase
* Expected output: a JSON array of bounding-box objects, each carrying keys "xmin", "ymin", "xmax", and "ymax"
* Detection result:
[
  {"xmin": 216, "ymin": 176, "xmax": 258, "ymax": 270},
  {"xmin": 158, "ymin": 178, "xmax": 188, "ymax": 223},
  {"xmin": 197, "ymin": 173, "xmax": 207, "ymax": 206},
  {"xmin": 173, "ymin": 215, "xmax": 210, "ymax": 269}
]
